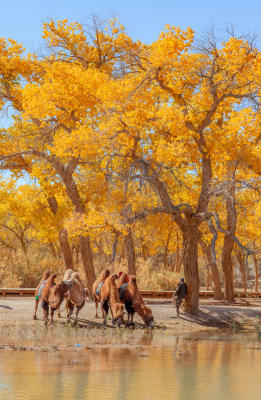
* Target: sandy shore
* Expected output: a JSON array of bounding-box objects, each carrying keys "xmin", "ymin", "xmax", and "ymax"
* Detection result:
[{"xmin": 0, "ymin": 296, "xmax": 261, "ymax": 351}]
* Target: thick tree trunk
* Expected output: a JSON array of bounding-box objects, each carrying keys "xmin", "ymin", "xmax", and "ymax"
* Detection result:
[
  {"xmin": 236, "ymin": 251, "xmax": 247, "ymax": 294},
  {"xmin": 200, "ymin": 240, "xmax": 223, "ymax": 299},
  {"xmin": 79, "ymin": 235, "xmax": 96, "ymax": 298},
  {"xmin": 206, "ymin": 268, "xmax": 210, "ymax": 291},
  {"xmin": 175, "ymin": 234, "xmax": 181, "ymax": 272},
  {"xmin": 48, "ymin": 241, "xmax": 58, "ymax": 258},
  {"xmin": 124, "ymin": 228, "xmax": 136, "ymax": 275},
  {"xmin": 47, "ymin": 195, "xmax": 74, "ymax": 271},
  {"xmin": 253, "ymin": 254, "xmax": 259, "ymax": 292},
  {"xmin": 59, "ymin": 228, "xmax": 74, "ymax": 270},
  {"xmin": 182, "ymin": 229, "xmax": 200, "ymax": 315},
  {"xmin": 222, "ymin": 238, "xmax": 235, "ymax": 302},
  {"xmin": 55, "ymin": 169, "xmax": 96, "ymax": 297},
  {"xmin": 221, "ymin": 174, "xmax": 237, "ymax": 303}
]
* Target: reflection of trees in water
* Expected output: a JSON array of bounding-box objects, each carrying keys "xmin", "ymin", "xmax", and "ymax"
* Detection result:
[{"xmin": 2, "ymin": 341, "xmax": 261, "ymax": 399}]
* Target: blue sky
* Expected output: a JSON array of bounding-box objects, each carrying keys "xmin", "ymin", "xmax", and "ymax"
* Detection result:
[{"xmin": 1, "ymin": 0, "xmax": 261, "ymax": 50}]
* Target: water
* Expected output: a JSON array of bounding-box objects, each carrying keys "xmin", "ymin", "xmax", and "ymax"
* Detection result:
[{"xmin": 1, "ymin": 334, "xmax": 261, "ymax": 400}]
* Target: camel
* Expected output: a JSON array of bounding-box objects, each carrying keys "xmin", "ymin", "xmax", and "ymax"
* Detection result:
[
  {"xmin": 33, "ymin": 269, "xmax": 51, "ymax": 320},
  {"xmin": 92, "ymin": 269, "xmax": 110, "ymax": 318},
  {"xmin": 100, "ymin": 273, "xmax": 124, "ymax": 327},
  {"xmin": 41, "ymin": 273, "xmax": 72, "ymax": 324},
  {"xmin": 123, "ymin": 275, "xmax": 154, "ymax": 328},
  {"xmin": 66, "ymin": 272, "xmax": 85, "ymax": 325},
  {"xmin": 56, "ymin": 268, "xmax": 75, "ymax": 318}
]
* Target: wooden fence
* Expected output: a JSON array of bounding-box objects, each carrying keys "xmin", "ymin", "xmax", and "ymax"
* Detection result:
[{"xmin": 0, "ymin": 288, "xmax": 261, "ymax": 298}]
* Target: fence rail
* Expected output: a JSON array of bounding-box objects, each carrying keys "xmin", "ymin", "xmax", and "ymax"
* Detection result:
[{"xmin": 0, "ymin": 288, "xmax": 260, "ymax": 298}]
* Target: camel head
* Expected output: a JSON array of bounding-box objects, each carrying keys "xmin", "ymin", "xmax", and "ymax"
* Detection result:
[
  {"xmin": 144, "ymin": 306, "xmax": 154, "ymax": 329},
  {"xmin": 57, "ymin": 279, "xmax": 73, "ymax": 292},
  {"xmin": 114, "ymin": 303, "xmax": 124, "ymax": 327}
]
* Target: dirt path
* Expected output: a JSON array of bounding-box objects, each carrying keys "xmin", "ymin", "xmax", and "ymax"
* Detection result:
[{"xmin": 0, "ymin": 297, "xmax": 261, "ymax": 351}]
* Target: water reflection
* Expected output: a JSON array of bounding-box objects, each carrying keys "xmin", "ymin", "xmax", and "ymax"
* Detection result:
[{"xmin": 1, "ymin": 336, "xmax": 261, "ymax": 400}]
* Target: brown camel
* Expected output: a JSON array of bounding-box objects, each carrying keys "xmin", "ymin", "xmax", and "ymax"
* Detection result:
[
  {"xmin": 33, "ymin": 269, "xmax": 51, "ymax": 320},
  {"xmin": 123, "ymin": 275, "xmax": 154, "ymax": 328},
  {"xmin": 66, "ymin": 272, "xmax": 86, "ymax": 325},
  {"xmin": 41, "ymin": 273, "xmax": 72, "ymax": 324},
  {"xmin": 57, "ymin": 268, "xmax": 75, "ymax": 318},
  {"xmin": 92, "ymin": 269, "xmax": 110, "ymax": 318},
  {"xmin": 100, "ymin": 273, "xmax": 124, "ymax": 327}
]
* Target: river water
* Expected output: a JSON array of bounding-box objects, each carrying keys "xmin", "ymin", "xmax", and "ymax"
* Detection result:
[{"xmin": 0, "ymin": 333, "xmax": 261, "ymax": 400}]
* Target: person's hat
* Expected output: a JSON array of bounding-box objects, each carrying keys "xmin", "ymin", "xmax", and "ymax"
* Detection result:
[{"xmin": 180, "ymin": 277, "xmax": 184, "ymax": 282}]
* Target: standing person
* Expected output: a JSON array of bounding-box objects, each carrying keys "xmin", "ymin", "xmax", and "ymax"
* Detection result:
[{"xmin": 173, "ymin": 278, "xmax": 187, "ymax": 317}]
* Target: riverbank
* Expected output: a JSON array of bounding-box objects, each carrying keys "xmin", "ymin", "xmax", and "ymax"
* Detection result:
[{"xmin": 0, "ymin": 297, "xmax": 261, "ymax": 352}]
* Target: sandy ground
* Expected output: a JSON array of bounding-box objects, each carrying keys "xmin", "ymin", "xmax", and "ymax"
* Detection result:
[{"xmin": 0, "ymin": 296, "xmax": 261, "ymax": 351}]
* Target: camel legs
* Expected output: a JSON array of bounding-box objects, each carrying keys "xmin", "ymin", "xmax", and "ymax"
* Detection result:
[
  {"xmin": 50, "ymin": 308, "xmax": 56, "ymax": 324},
  {"xmin": 101, "ymin": 299, "xmax": 109, "ymax": 325},
  {"xmin": 33, "ymin": 299, "xmax": 39, "ymax": 320},
  {"xmin": 95, "ymin": 298, "xmax": 99, "ymax": 318},
  {"xmin": 74, "ymin": 301, "xmax": 85, "ymax": 325},
  {"xmin": 110, "ymin": 305, "xmax": 115, "ymax": 324},
  {"xmin": 127, "ymin": 313, "xmax": 134, "ymax": 324},
  {"xmin": 41, "ymin": 301, "xmax": 49, "ymax": 324},
  {"xmin": 67, "ymin": 299, "xmax": 74, "ymax": 324},
  {"xmin": 66, "ymin": 299, "xmax": 70, "ymax": 318},
  {"xmin": 57, "ymin": 307, "xmax": 61, "ymax": 318}
]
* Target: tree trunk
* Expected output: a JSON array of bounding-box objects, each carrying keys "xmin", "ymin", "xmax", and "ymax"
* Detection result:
[
  {"xmin": 48, "ymin": 241, "xmax": 57, "ymax": 258},
  {"xmin": 253, "ymin": 254, "xmax": 259, "ymax": 292},
  {"xmin": 221, "ymin": 171, "xmax": 237, "ymax": 303},
  {"xmin": 110, "ymin": 231, "xmax": 119, "ymax": 263},
  {"xmin": 47, "ymin": 195, "xmax": 74, "ymax": 271},
  {"xmin": 59, "ymin": 228, "xmax": 74, "ymax": 270},
  {"xmin": 79, "ymin": 235, "xmax": 96, "ymax": 298},
  {"xmin": 206, "ymin": 267, "xmax": 210, "ymax": 291},
  {"xmin": 72, "ymin": 244, "xmax": 80, "ymax": 266},
  {"xmin": 175, "ymin": 234, "xmax": 180, "ymax": 272},
  {"xmin": 182, "ymin": 229, "xmax": 200, "ymax": 315},
  {"xmin": 200, "ymin": 240, "xmax": 223, "ymax": 299},
  {"xmin": 124, "ymin": 228, "xmax": 136, "ymax": 275},
  {"xmin": 236, "ymin": 251, "xmax": 247, "ymax": 295},
  {"xmin": 55, "ymin": 169, "xmax": 96, "ymax": 297},
  {"xmin": 163, "ymin": 231, "xmax": 171, "ymax": 270}
]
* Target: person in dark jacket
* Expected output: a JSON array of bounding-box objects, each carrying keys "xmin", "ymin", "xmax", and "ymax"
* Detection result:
[{"xmin": 173, "ymin": 278, "xmax": 187, "ymax": 316}]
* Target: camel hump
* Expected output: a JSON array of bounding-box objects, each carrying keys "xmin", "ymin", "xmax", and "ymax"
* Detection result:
[
  {"xmin": 64, "ymin": 269, "xmax": 74, "ymax": 280},
  {"xmin": 42, "ymin": 269, "xmax": 51, "ymax": 280},
  {"xmin": 71, "ymin": 272, "xmax": 81, "ymax": 282},
  {"xmin": 128, "ymin": 275, "xmax": 137, "ymax": 284},
  {"xmin": 110, "ymin": 273, "xmax": 119, "ymax": 281},
  {"xmin": 100, "ymin": 269, "xmax": 110, "ymax": 280},
  {"xmin": 46, "ymin": 273, "xmax": 57, "ymax": 285}
]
